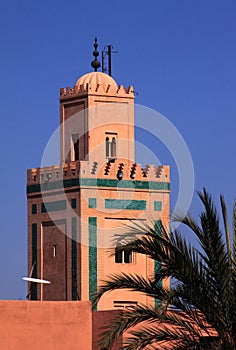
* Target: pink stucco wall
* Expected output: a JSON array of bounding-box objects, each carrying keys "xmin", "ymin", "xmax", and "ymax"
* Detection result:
[{"xmin": 0, "ymin": 300, "xmax": 92, "ymax": 350}]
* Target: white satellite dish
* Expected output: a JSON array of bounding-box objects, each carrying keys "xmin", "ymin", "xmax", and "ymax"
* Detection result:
[{"xmin": 22, "ymin": 277, "xmax": 51, "ymax": 284}]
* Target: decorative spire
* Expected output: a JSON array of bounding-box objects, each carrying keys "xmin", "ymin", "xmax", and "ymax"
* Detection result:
[{"xmin": 91, "ymin": 37, "xmax": 101, "ymax": 72}]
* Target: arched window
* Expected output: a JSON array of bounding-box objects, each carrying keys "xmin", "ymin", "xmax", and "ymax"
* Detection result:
[
  {"xmin": 105, "ymin": 134, "xmax": 117, "ymax": 159},
  {"xmin": 111, "ymin": 137, "xmax": 116, "ymax": 158}
]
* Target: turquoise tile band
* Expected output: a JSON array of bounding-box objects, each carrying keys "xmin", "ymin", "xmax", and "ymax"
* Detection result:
[{"xmin": 105, "ymin": 199, "xmax": 146, "ymax": 210}]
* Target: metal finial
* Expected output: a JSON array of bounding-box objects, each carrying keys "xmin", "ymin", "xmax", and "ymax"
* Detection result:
[{"xmin": 91, "ymin": 37, "xmax": 101, "ymax": 72}]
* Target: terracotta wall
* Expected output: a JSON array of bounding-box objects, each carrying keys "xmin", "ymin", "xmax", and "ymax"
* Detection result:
[
  {"xmin": 93, "ymin": 310, "xmax": 123, "ymax": 350},
  {"xmin": 0, "ymin": 300, "xmax": 92, "ymax": 350}
]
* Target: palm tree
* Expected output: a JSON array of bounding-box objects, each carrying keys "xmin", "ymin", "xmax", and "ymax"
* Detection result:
[{"xmin": 94, "ymin": 189, "xmax": 236, "ymax": 349}]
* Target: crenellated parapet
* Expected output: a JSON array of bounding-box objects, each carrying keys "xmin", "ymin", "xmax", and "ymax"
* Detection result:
[
  {"xmin": 27, "ymin": 160, "xmax": 170, "ymax": 192},
  {"xmin": 27, "ymin": 163, "xmax": 80, "ymax": 185},
  {"xmin": 60, "ymin": 83, "xmax": 134, "ymax": 99}
]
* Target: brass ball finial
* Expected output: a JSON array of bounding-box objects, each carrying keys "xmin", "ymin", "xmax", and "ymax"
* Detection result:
[{"xmin": 91, "ymin": 37, "xmax": 101, "ymax": 72}]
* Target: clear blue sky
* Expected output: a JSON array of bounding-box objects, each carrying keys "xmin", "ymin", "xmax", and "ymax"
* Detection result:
[{"xmin": 0, "ymin": 0, "xmax": 235, "ymax": 299}]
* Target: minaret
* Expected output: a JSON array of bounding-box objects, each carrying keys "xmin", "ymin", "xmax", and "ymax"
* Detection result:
[
  {"xmin": 60, "ymin": 38, "xmax": 135, "ymax": 165},
  {"xmin": 27, "ymin": 39, "xmax": 170, "ymax": 309}
]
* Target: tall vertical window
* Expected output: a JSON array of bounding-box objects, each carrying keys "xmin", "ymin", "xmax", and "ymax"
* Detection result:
[
  {"xmin": 71, "ymin": 134, "xmax": 79, "ymax": 161},
  {"xmin": 53, "ymin": 244, "xmax": 57, "ymax": 257},
  {"xmin": 32, "ymin": 204, "xmax": 37, "ymax": 215},
  {"xmin": 71, "ymin": 198, "xmax": 77, "ymax": 209},
  {"xmin": 105, "ymin": 137, "xmax": 110, "ymax": 158},
  {"xmin": 111, "ymin": 137, "xmax": 116, "ymax": 158},
  {"xmin": 105, "ymin": 133, "xmax": 117, "ymax": 159}
]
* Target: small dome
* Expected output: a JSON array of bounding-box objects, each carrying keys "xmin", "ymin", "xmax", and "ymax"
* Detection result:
[{"xmin": 76, "ymin": 72, "xmax": 118, "ymax": 89}]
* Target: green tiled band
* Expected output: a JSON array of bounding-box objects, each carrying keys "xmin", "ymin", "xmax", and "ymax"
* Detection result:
[
  {"xmin": 27, "ymin": 178, "xmax": 170, "ymax": 194},
  {"xmin": 89, "ymin": 217, "xmax": 97, "ymax": 310},
  {"xmin": 105, "ymin": 199, "xmax": 146, "ymax": 210},
  {"xmin": 154, "ymin": 201, "xmax": 162, "ymax": 211},
  {"xmin": 80, "ymin": 178, "xmax": 169, "ymax": 190},
  {"xmin": 154, "ymin": 220, "xmax": 162, "ymax": 309},
  {"xmin": 71, "ymin": 217, "xmax": 77, "ymax": 300},
  {"xmin": 32, "ymin": 223, "xmax": 37, "ymax": 300},
  {"xmin": 41, "ymin": 200, "xmax": 66, "ymax": 213}
]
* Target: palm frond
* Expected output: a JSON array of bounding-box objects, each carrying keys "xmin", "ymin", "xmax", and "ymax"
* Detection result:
[
  {"xmin": 93, "ymin": 273, "xmax": 159, "ymax": 308},
  {"xmin": 233, "ymin": 199, "xmax": 236, "ymax": 268},
  {"xmin": 97, "ymin": 305, "xmax": 166, "ymax": 349},
  {"xmin": 220, "ymin": 194, "xmax": 232, "ymax": 266},
  {"xmin": 95, "ymin": 189, "xmax": 236, "ymax": 349}
]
